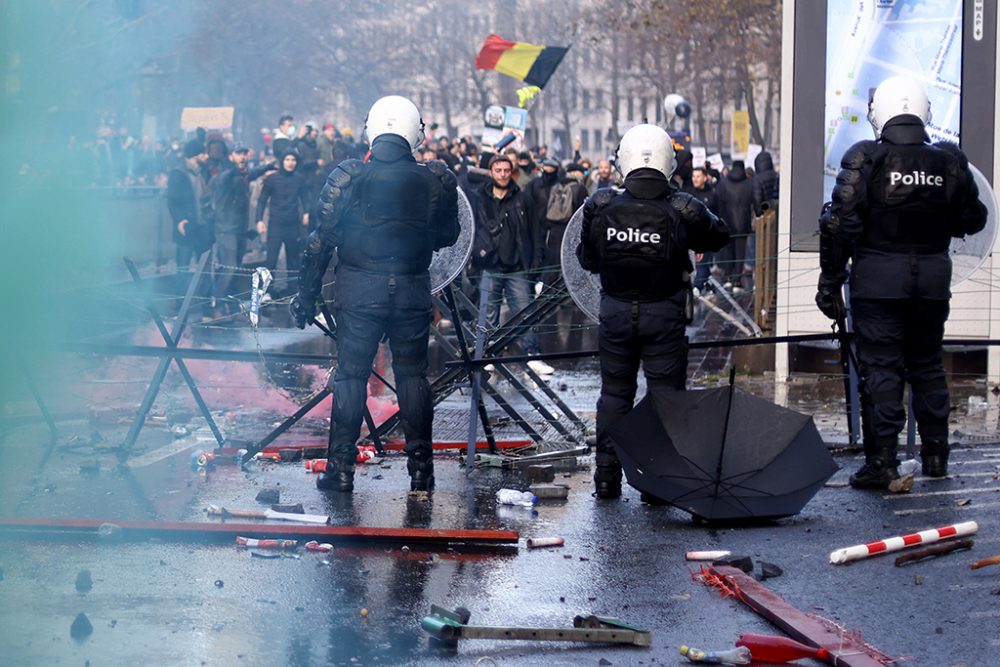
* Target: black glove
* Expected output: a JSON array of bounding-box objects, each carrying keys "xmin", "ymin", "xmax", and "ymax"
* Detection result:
[
  {"xmin": 289, "ymin": 295, "xmax": 317, "ymax": 329},
  {"xmin": 815, "ymin": 274, "xmax": 846, "ymax": 321}
]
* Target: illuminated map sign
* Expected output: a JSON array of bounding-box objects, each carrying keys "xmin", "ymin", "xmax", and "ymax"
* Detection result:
[{"xmin": 824, "ymin": 0, "xmax": 963, "ymax": 198}]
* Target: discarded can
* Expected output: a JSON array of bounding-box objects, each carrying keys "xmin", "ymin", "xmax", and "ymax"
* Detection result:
[
  {"xmin": 356, "ymin": 445, "xmax": 377, "ymax": 464},
  {"xmin": 305, "ymin": 541, "xmax": 334, "ymax": 553},
  {"xmin": 526, "ymin": 537, "xmax": 564, "ymax": 549},
  {"xmin": 307, "ymin": 459, "xmax": 328, "ymax": 473},
  {"xmin": 685, "ymin": 550, "xmax": 732, "ymax": 561},
  {"xmin": 235, "ymin": 536, "xmax": 297, "ymax": 550},
  {"xmin": 679, "ymin": 644, "xmax": 751, "ymax": 665},
  {"xmin": 191, "ymin": 451, "xmax": 216, "ymax": 468}
]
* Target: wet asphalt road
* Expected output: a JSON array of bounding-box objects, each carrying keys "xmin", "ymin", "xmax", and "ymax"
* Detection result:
[
  {"xmin": 1, "ymin": 416, "xmax": 999, "ymax": 666},
  {"xmin": 1, "ymin": 302, "xmax": 999, "ymax": 666}
]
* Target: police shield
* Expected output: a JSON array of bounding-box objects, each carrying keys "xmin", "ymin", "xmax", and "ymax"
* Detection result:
[
  {"xmin": 561, "ymin": 203, "xmax": 600, "ymax": 322},
  {"xmin": 950, "ymin": 163, "xmax": 998, "ymax": 286},
  {"xmin": 429, "ymin": 187, "xmax": 475, "ymax": 293}
]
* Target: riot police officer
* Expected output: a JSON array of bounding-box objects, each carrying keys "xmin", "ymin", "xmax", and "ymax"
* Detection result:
[
  {"xmin": 578, "ymin": 124, "xmax": 729, "ymax": 499},
  {"xmin": 816, "ymin": 76, "xmax": 987, "ymax": 489},
  {"xmin": 292, "ymin": 96, "xmax": 460, "ymax": 493}
]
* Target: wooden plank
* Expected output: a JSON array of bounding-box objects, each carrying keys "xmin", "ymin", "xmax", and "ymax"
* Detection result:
[
  {"xmin": 0, "ymin": 517, "xmax": 519, "ymax": 547},
  {"xmin": 707, "ymin": 566, "xmax": 890, "ymax": 667}
]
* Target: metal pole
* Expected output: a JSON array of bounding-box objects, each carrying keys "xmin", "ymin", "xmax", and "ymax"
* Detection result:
[
  {"xmin": 906, "ymin": 390, "xmax": 917, "ymax": 459},
  {"xmin": 467, "ymin": 272, "xmax": 491, "ymax": 470},
  {"xmin": 440, "ymin": 285, "xmax": 497, "ymax": 453}
]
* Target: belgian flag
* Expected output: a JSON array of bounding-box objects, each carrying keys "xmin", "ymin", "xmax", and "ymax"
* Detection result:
[{"xmin": 475, "ymin": 34, "xmax": 569, "ymax": 89}]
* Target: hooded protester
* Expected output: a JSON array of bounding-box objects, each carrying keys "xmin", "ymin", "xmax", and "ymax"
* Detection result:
[
  {"xmin": 714, "ymin": 159, "xmax": 754, "ymax": 287},
  {"xmin": 515, "ymin": 151, "xmax": 536, "ymax": 189},
  {"xmin": 256, "ymin": 147, "xmax": 310, "ymax": 294},
  {"xmin": 167, "ymin": 139, "xmax": 213, "ymax": 272},
  {"xmin": 751, "ymin": 151, "xmax": 779, "ymax": 217}
]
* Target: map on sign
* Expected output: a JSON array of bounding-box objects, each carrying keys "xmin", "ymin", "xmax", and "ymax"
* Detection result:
[{"xmin": 824, "ymin": 0, "xmax": 963, "ymax": 199}]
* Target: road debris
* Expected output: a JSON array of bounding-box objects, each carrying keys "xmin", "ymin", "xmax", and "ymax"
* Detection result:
[
  {"xmin": 735, "ymin": 633, "xmax": 830, "ymax": 662},
  {"xmin": 255, "ymin": 488, "xmax": 280, "ymax": 504},
  {"xmin": 70, "ymin": 612, "xmax": 93, "ymax": 639},
  {"xmin": 421, "ymin": 604, "xmax": 651, "ymax": 647},
  {"xmin": 235, "ymin": 536, "xmax": 298, "ymax": 549},
  {"xmin": 686, "ymin": 550, "xmax": 731, "ymax": 561},
  {"xmin": 206, "ymin": 505, "xmax": 329, "ymax": 525},
  {"xmin": 757, "ymin": 561, "xmax": 783, "ymax": 580},
  {"xmin": 830, "ymin": 521, "xmax": 979, "ymax": 564},
  {"xmin": 696, "ymin": 565, "xmax": 895, "ymax": 667},
  {"xmin": 526, "ymin": 536, "xmax": 564, "ymax": 549},
  {"xmin": 529, "ymin": 483, "xmax": 570, "ymax": 500},
  {"xmin": 679, "ymin": 644, "xmax": 751, "ymax": 664},
  {"xmin": 970, "ymin": 553, "xmax": 1000, "ymax": 570},
  {"xmin": 894, "ymin": 538, "xmax": 974, "ymax": 566},
  {"xmin": 712, "ymin": 554, "xmax": 753, "ymax": 573},
  {"xmin": 304, "ymin": 541, "xmax": 334, "ymax": 552},
  {"xmin": 75, "ymin": 569, "xmax": 92, "ymax": 592}
]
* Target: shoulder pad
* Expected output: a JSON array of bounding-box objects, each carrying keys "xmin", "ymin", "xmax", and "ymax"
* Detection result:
[
  {"xmin": 669, "ymin": 191, "xmax": 696, "ymax": 211},
  {"xmin": 841, "ymin": 140, "xmax": 876, "ymax": 170},
  {"xmin": 425, "ymin": 159, "xmax": 458, "ymax": 188},
  {"xmin": 669, "ymin": 191, "xmax": 709, "ymax": 220},
  {"xmin": 326, "ymin": 159, "xmax": 364, "ymax": 189},
  {"xmin": 932, "ymin": 141, "xmax": 969, "ymax": 168},
  {"xmin": 589, "ymin": 187, "xmax": 617, "ymax": 209}
]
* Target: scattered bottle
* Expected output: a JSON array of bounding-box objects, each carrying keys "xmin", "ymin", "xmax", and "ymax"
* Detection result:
[
  {"xmin": 96, "ymin": 523, "xmax": 122, "ymax": 542},
  {"xmin": 496, "ymin": 489, "xmax": 538, "ymax": 508},
  {"xmin": 679, "ymin": 644, "xmax": 752, "ymax": 665}
]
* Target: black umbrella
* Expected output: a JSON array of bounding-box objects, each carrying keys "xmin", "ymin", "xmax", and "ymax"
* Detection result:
[{"xmin": 607, "ymin": 373, "xmax": 838, "ymax": 521}]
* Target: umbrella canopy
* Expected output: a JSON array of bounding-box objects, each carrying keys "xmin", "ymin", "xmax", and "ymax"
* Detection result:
[{"xmin": 607, "ymin": 387, "xmax": 838, "ymax": 521}]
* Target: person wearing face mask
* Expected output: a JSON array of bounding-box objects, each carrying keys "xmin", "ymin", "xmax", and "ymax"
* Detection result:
[
  {"xmin": 256, "ymin": 148, "xmax": 310, "ymax": 295},
  {"xmin": 515, "ymin": 151, "xmax": 536, "ymax": 188}
]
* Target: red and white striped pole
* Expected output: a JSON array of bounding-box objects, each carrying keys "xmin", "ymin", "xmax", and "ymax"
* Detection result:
[{"xmin": 830, "ymin": 521, "xmax": 979, "ymax": 565}]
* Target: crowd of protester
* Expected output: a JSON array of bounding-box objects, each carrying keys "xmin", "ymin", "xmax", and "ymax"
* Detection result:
[{"xmin": 74, "ymin": 112, "xmax": 778, "ymax": 335}]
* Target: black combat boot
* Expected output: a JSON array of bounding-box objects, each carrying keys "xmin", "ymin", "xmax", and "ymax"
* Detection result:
[
  {"xmin": 594, "ymin": 450, "xmax": 622, "ymax": 499},
  {"xmin": 316, "ymin": 453, "xmax": 355, "ymax": 492},
  {"xmin": 921, "ymin": 439, "xmax": 950, "ymax": 478},
  {"xmin": 407, "ymin": 450, "xmax": 435, "ymax": 492},
  {"xmin": 849, "ymin": 440, "xmax": 899, "ymax": 490}
]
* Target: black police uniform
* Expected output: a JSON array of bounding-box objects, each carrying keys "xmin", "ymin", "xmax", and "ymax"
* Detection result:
[
  {"xmin": 578, "ymin": 168, "xmax": 729, "ymax": 498},
  {"xmin": 817, "ymin": 114, "xmax": 986, "ymax": 486},
  {"xmin": 294, "ymin": 133, "xmax": 460, "ymax": 492}
]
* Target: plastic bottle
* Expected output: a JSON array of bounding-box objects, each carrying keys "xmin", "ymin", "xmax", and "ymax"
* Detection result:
[
  {"xmin": 679, "ymin": 644, "xmax": 752, "ymax": 665},
  {"xmin": 495, "ymin": 489, "xmax": 538, "ymax": 508}
]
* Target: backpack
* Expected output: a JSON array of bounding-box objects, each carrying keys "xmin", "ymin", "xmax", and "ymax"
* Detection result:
[{"xmin": 545, "ymin": 181, "xmax": 578, "ymax": 223}]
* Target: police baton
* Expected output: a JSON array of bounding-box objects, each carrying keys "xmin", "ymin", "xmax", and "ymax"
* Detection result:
[{"xmin": 834, "ymin": 314, "xmax": 861, "ymax": 446}]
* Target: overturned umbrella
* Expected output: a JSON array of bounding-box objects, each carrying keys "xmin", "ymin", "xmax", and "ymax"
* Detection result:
[{"xmin": 607, "ymin": 369, "xmax": 838, "ymax": 521}]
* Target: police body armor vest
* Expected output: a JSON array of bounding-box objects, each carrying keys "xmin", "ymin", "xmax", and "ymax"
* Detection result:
[
  {"xmin": 863, "ymin": 143, "xmax": 956, "ymax": 254},
  {"xmin": 595, "ymin": 192, "xmax": 685, "ymax": 301},
  {"xmin": 337, "ymin": 161, "xmax": 439, "ymax": 274}
]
